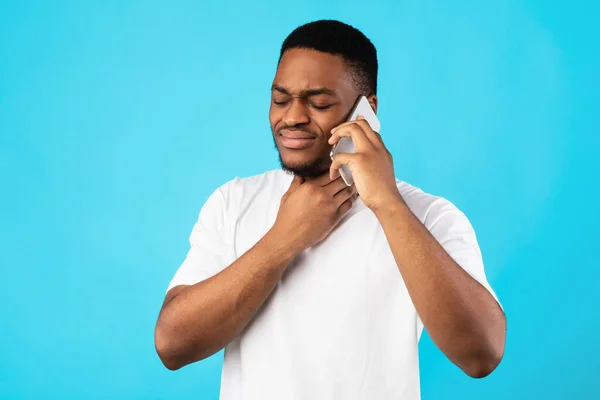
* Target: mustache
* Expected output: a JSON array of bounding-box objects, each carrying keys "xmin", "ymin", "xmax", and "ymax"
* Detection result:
[{"xmin": 276, "ymin": 126, "xmax": 317, "ymax": 136}]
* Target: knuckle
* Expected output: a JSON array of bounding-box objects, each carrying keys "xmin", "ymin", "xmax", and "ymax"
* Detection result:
[
  {"xmin": 328, "ymin": 198, "xmax": 338, "ymax": 211},
  {"xmin": 315, "ymin": 190, "xmax": 328, "ymax": 203},
  {"xmin": 305, "ymin": 184, "xmax": 317, "ymax": 195}
]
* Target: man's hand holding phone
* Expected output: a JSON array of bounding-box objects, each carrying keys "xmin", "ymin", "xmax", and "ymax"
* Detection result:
[{"xmin": 329, "ymin": 116, "xmax": 402, "ymax": 214}]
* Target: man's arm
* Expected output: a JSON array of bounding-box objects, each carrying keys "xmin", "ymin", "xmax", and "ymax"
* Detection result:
[
  {"xmin": 329, "ymin": 116, "xmax": 506, "ymax": 378},
  {"xmin": 374, "ymin": 201, "xmax": 506, "ymax": 378},
  {"xmin": 155, "ymin": 174, "xmax": 357, "ymax": 370},
  {"xmin": 155, "ymin": 228, "xmax": 296, "ymax": 370}
]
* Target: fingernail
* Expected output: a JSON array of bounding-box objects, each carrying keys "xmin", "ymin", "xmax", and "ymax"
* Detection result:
[{"xmin": 358, "ymin": 115, "xmax": 365, "ymax": 120}]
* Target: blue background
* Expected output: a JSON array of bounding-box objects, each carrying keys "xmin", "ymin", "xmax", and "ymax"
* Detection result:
[{"xmin": 1, "ymin": 0, "xmax": 598, "ymax": 399}]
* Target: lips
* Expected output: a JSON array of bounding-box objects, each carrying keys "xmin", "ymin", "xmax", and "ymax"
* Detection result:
[{"xmin": 279, "ymin": 129, "xmax": 317, "ymax": 150}]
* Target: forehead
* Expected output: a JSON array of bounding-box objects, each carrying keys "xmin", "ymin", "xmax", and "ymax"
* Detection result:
[{"xmin": 274, "ymin": 48, "xmax": 354, "ymax": 94}]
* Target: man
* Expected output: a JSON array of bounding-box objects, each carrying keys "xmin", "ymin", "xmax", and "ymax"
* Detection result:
[{"xmin": 155, "ymin": 20, "xmax": 506, "ymax": 399}]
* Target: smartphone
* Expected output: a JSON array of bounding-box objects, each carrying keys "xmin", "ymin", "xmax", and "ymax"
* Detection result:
[{"xmin": 330, "ymin": 96, "xmax": 381, "ymax": 186}]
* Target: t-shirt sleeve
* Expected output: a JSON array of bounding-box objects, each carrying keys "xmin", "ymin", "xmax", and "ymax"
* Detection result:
[
  {"xmin": 416, "ymin": 200, "xmax": 502, "ymax": 337},
  {"xmin": 166, "ymin": 186, "xmax": 234, "ymax": 293}
]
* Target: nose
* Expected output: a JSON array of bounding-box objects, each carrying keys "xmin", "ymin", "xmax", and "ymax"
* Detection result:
[{"xmin": 283, "ymin": 100, "xmax": 310, "ymax": 127}]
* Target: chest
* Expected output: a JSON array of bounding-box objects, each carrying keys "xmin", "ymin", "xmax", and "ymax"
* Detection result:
[
  {"xmin": 231, "ymin": 196, "xmax": 410, "ymax": 316},
  {"xmin": 229, "ymin": 194, "xmax": 419, "ymax": 381}
]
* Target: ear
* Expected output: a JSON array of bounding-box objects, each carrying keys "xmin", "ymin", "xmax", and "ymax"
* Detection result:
[{"xmin": 367, "ymin": 95, "xmax": 378, "ymax": 114}]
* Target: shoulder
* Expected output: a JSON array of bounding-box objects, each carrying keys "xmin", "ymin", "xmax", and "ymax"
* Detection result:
[
  {"xmin": 396, "ymin": 180, "xmax": 472, "ymax": 231},
  {"xmin": 213, "ymin": 169, "xmax": 291, "ymax": 209},
  {"xmin": 217, "ymin": 169, "xmax": 290, "ymax": 195}
]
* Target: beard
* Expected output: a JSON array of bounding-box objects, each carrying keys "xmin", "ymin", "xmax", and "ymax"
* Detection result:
[{"xmin": 271, "ymin": 128, "xmax": 330, "ymax": 178}]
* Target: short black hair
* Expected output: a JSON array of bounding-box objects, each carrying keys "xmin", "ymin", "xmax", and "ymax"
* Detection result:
[{"xmin": 279, "ymin": 20, "xmax": 378, "ymax": 96}]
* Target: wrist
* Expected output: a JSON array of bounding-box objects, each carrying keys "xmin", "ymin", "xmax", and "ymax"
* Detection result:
[
  {"xmin": 263, "ymin": 225, "xmax": 304, "ymax": 264},
  {"xmin": 371, "ymin": 195, "xmax": 411, "ymax": 222},
  {"xmin": 369, "ymin": 190, "xmax": 407, "ymax": 215}
]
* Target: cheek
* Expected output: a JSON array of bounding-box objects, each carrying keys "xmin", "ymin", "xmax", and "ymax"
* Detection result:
[
  {"xmin": 269, "ymin": 107, "xmax": 281, "ymax": 130},
  {"xmin": 313, "ymin": 114, "xmax": 343, "ymax": 137}
]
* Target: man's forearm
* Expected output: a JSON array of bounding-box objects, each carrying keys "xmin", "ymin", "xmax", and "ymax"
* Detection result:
[
  {"xmin": 374, "ymin": 199, "xmax": 505, "ymax": 377},
  {"xmin": 155, "ymin": 228, "xmax": 299, "ymax": 370}
]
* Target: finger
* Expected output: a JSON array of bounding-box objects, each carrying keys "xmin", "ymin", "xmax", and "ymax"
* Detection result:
[
  {"xmin": 332, "ymin": 115, "xmax": 377, "ymax": 134},
  {"xmin": 336, "ymin": 192, "xmax": 357, "ymax": 217},
  {"xmin": 355, "ymin": 115, "xmax": 384, "ymax": 145},
  {"xmin": 324, "ymin": 175, "xmax": 350, "ymax": 196},
  {"xmin": 329, "ymin": 153, "xmax": 357, "ymax": 180},
  {"xmin": 329, "ymin": 122, "xmax": 373, "ymax": 152},
  {"xmin": 330, "ymin": 116, "xmax": 381, "ymax": 147},
  {"xmin": 330, "ymin": 167, "xmax": 341, "ymax": 180},
  {"xmin": 333, "ymin": 184, "xmax": 357, "ymax": 205},
  {"xmin": 310, "ymin": 171, "xmax": 337, "ymax": 187},
  {"xmin": 329, "ymin": 122, "xmax": 371, "ymax": 150}
]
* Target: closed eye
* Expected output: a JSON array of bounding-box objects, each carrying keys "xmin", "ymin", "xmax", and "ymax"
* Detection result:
[{"xmin": 311, "ymin": 103, "xmax": 334, "ymax": 110}]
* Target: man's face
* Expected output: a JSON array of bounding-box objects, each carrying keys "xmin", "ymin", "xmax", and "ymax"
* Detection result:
[{"xmin": 270, "ymin": 48, "xmax": 359, "ymax": 177}]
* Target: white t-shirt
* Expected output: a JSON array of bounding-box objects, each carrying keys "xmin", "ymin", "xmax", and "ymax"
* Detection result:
[{"xmin": 167, "ymin": 169, "xmax": 500, "ymax": 400}]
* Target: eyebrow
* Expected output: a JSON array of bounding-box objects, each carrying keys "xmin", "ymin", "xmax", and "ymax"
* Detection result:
[{"xmin": 271, "ymin": 85, "xmax": 337, "ymax": 97}]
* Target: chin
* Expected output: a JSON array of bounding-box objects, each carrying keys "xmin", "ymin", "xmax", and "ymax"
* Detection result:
[
  {"xmin": 272, "ymin": 135, "xmax": 330, "ymax": 177},
  {"xmin": 278, "ymin": 153, "xmax": 330, "ymax": 178}
]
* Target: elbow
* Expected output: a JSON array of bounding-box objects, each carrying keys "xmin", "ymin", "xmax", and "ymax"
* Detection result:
[
  {"xmin": 160, "ymin": 357, "xmax": 183, "ymax": 372},
  {"xmin": 463, "ymin": 340, "xmax": 505, "ymax": 379},
  {"xmin": 158, "ymin": 354, "xmax": 184, "ymax": 372},
  {"xmin": 154, "ymin": 321, "xmax": 214, "ymax": 370},
  {"xmin": 462, "ymin": 314, "xmax": 507, "ymax": 378},
  {"xmin": 154, "ymin": 324, "xmax": 185, "ymax": 371},
  {"xmin": 464, "ymin": 356, "xmax": 501, "ymax": 379}
]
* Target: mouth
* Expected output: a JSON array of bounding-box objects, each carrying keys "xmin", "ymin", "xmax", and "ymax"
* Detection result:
[{"xmin": 279, "ymin": 129, "xmax": 317, "ymax": 150}]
